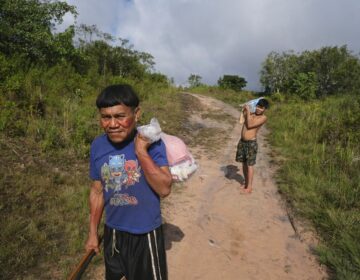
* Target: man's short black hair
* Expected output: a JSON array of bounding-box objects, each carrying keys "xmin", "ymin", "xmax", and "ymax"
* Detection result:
[
  {"xmin": 257, "ymin": 98, "xmax": 269, "ymax": 109},
  {"xmin": 96, "ymin": 84, "xmax": 140, "ymax": 109}
]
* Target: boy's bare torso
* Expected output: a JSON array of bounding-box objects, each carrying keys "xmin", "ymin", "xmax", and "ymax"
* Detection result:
[{"xmin": 241, "ymin": 113, "xmax": 266, "ymax": 140}]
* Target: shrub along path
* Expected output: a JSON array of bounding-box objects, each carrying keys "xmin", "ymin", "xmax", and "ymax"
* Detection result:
[{"xmin": 85, "ymin": 93, "xmax": 328, "ymax": 279}]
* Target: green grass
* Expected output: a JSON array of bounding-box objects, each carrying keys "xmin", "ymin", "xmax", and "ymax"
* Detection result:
[
  {"xmin": 0, "ymin": 137, "xmax": 90, "ymax": 279},
  {"xmin": 266, "ymin": 95, "xmax": 360, "ymax": 279}
]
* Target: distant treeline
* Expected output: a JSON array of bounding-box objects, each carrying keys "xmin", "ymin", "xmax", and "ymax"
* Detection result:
[{"xmin": 260, "ymin": 46, "xmax": 360, "ymax": 99}]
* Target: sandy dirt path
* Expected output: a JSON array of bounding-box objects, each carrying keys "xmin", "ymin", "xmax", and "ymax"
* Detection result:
[
  {"xmin": 161, "ymin": 93, "xmax": 328, "ymax": 280},
  {"xmin": 84, "ymin": 93, "xmax": 328, "ymax": 280}
]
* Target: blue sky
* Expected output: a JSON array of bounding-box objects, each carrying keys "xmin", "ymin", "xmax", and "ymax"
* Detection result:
[{"xmin": 62, "ymin": 0, "xmax": 360, "ymax": 90}]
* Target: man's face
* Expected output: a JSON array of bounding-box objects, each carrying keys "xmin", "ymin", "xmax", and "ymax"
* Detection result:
[
  {"xmin": 255, "ymin": 105, "xmax": 266, "ymax": 115},
  {"xmin": 99, "ymin": 104, "xmax": 140, "ymax": 143}
]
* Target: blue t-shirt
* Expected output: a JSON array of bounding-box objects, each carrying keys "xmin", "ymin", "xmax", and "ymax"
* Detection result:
[{"xmin": 89, "ymin": 133, "xmax": 168, "ymax": 234}]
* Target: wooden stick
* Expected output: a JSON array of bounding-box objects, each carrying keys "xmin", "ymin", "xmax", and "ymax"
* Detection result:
[{"xmin": 67, "ymin": 235, "xmax": 103, "ymax": 280}]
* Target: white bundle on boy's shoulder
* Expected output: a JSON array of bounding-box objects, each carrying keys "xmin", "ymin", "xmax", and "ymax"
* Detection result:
[
  {"xmin": 137, "ymin": 118, "xmax": 198, "ymax": 182},
  {"xmin": 239, "ymin": 97, "xmax": 265, "ymax": 124},
  {"xmin": 245, "ymin": 97, "xmax": 264, "ymax": 113}
]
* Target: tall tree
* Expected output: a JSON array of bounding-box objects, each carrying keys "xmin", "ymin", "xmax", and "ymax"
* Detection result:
[
  {"xmin": 81, "ymin": 38, "xmax": 154, "ymax": 79},
  {"xmin": 0, "ymin": 0, "xmax": 77, "ymax": 64},
  {"xmin": 259, "ymin": 51, "xmax": 298, "ymax": 94},
  {"xmin": 292, "ymin": 72, "xmax": 318, "ymax": 100},
  {"xmin": 188, "ymin": 74, "xmax": 202, "ymax": 87},
  {"xmin": 310, "ymin": 46, "xmax": 360, "ymax": 96}
]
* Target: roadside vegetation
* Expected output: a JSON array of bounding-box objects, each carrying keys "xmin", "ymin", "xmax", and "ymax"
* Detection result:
[{"xmin": 266, "ymin": 95, "xmax": 360, "ymax": 280}]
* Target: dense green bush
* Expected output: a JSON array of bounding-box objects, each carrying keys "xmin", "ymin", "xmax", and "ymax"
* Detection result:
[
  {"xmin": 217, "ymin": 74, "xmax": 247, "ymax": 91},
  {"xmin": 260, "ymin": 46, "xmax": 360, "ymax": 98}
]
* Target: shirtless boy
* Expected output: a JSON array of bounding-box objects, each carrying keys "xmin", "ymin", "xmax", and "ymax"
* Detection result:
[{"xmin": 236, "ymin": 98, "xmax": 269, "ymax": 193}]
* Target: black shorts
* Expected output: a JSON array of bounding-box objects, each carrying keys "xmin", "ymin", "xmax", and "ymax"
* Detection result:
[
  {"xmin": 235, "ymin": 139, "xmax": 258, "ymax": 166},
  {"xmin": 104, "ymin": 224, "xmax": 167, "ymax": 280}
]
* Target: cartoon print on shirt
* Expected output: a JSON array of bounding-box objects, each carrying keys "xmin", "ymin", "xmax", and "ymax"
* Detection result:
[
  {"xmin": 101, "ymin": 163, "xmax": 111, "ymax": 192},
  {"xmin": 101, "ymin": 155, "xmax": 142, "ymax": 193},
  {"xmin": 124, "ymin": 160, "xmax": 141, "ymax": 186},
  {"xmin": 110, "ymin": 193, "xmax": 138, "ymax": 206},
  {"xmin": 105, "ymin": 154, "xmax": 128, "ymax": 192}
]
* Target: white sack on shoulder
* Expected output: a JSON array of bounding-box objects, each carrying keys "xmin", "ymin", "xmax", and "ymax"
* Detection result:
[
  {"xmin": 160, "ymin": 132, "xmax": 198, "ymax": 182},
  {"xmin": 243, "ymin": 97, "xmax": 264, "ymax": 113},
  {"xmin": 170, "ymin": 156, "xmax": 198, "ymax": 182},
  {"xmin": 137, "ymin": 118, "xmax": 162, "ymax": 143},
  {"xmin": 160, "ymin": 133, "xmax": 192, "ymax": 166}
]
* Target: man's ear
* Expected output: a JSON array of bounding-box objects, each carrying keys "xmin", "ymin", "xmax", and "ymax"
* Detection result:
[{"xmin": 134, "ymin": 107, "xmax": 141, "ymax": 122}]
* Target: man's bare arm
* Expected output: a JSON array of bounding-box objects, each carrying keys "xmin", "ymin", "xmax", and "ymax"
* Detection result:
[
  {"xmin": 135, "ymin": 135, "xmax": 172, "ymax": 198},
  {"xmin": 85, "ymin": 180, "xmax": 104, "ymax": 253}
]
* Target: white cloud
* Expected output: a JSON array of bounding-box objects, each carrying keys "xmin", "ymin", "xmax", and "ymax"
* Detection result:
[{"xmin": 64, "ymin": 0, "xmax": 360, "ymax": 90}]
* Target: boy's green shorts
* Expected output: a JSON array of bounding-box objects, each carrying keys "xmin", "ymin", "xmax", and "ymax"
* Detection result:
[{"xmin": 235, "ymin": 139, "xmax": 258, "ymax": 166}]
